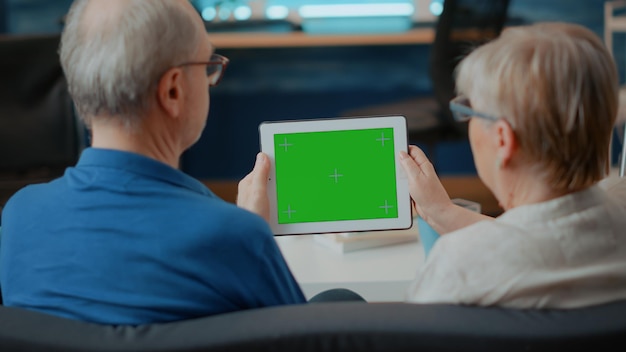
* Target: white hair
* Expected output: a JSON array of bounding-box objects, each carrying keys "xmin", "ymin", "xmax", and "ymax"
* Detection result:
[
  {"xmin": 455, "ymin": 22, "xmax": 618, "ymax": 191},
  {"xmin": 60, "ymin": 0, "xmax": 203, "ymax": 129}
]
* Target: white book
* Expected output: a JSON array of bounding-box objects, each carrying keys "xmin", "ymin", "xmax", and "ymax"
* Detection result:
[{"xmin": 313, "ymin": 227, "xmax": 418, "ymax": 254}]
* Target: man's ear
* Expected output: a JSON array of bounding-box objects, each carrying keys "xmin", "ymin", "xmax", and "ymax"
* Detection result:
[
  {"xmin": 156, "ymin": 68, "xmax": 184, "ymax": 119},
  {"xmin": 494, "ymin": 119, "xmax": 518, "ymax": 168}
]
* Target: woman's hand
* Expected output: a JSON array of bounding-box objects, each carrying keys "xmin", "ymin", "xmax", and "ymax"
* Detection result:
[
  {"xmin": 399, "ymin": 145, "xmax": 453, "ymax": 223},
  {"xmin": 399, "ymin": 145, "xmax": 493, "ymax": 234},
  {"xmin": 237, "ymin": 153, "xmax": 271, "ymax": 222}
]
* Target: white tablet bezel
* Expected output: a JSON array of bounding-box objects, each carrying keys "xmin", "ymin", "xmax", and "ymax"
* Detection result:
[{"xmin": 259, "ymin": 115, "xmax": 412, "ymax": 236}]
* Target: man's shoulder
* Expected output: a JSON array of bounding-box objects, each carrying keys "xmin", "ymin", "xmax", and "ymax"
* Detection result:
[
  {"xmin": 4, "ymin": 179, "xmax": 63, "ymax": 209},
  {"xmin": 181, "ymin": 195, "xmax": 273, "ymax": 237},
  {"xmin": 196, "ymin": 197, "xmax": 266, "ymax": 224}
]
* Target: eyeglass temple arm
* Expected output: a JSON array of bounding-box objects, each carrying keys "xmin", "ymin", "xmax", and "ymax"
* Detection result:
[{"xmin": 619, "ymin": 122, "xmax": 626, "ymax": 177}]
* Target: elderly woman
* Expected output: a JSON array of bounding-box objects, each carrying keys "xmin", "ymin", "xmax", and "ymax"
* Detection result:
[{"xmin": 399, "ymin": 22, "xmax": 626, "ymax": 308}]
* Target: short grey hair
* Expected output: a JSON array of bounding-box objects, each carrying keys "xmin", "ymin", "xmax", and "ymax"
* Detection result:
[
  {"xmin": 60, "ymin": 0, "xmax": 203, "ymax": 129},
  {"xmin": 456, "ymin": 22, "xmax": 619, "ymax": 191}
]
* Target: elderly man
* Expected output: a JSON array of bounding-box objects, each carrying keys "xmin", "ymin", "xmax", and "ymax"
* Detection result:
[{"xmin": 0, "ymin": 0, "xmax": 305, "ymax": 325}]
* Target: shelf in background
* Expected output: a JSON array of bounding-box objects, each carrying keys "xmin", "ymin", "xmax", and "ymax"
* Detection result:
[{"xmin": 208, "ymin": 28, "xmax": 434, "ymax": 49}]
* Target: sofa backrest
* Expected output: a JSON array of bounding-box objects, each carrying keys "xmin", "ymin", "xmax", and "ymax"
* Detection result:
[{"xmin": 0, "ymin": 301, "xmax": 625, "ymax": 351}]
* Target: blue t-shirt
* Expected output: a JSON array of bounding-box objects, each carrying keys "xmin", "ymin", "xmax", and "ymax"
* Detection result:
[{"xmin": 0, "ymin": 148, "xmax": 305, "ymax": 324}]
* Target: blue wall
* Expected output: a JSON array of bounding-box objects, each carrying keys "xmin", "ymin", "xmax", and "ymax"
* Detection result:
[{"xmin": 4, "ymin": 0, "xmax": 72, "ymax": 33}]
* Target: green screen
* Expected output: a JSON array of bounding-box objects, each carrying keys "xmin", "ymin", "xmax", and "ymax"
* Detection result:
[{"xmin": 274, "ymin": 128, "xmax": 398, "ymax": 224}]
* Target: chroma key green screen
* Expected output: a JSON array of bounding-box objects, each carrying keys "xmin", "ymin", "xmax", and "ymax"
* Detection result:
[{"xmin": 274, "ymin": 128, "xmax": 398, "ymax": 224}]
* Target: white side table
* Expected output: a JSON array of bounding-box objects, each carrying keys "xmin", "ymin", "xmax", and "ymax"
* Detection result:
[{"xmin": 276, "ymin": 227, "xmax": 425, "ymax": 302}]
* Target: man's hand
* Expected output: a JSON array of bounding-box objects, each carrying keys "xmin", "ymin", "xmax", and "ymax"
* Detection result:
[{"xmin": 237, "ymin": 153, "xmax": 271, "ymax": 222}]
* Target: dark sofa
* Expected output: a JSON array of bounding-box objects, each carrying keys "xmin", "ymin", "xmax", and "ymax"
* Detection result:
[{"xmin": 1, "ymin": 300, "xmax": 625, "ymax": 351}]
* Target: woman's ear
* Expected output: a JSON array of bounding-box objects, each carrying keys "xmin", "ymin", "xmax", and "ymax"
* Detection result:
[
  {"xmin": 156, "ymin": 68, "xmax": 184, "ymax": 119},
  {"xmin": 494, "ymin": 119, "xmax": 518, "ymax": 168}
]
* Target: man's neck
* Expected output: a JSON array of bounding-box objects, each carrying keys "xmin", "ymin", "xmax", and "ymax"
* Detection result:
[{"xmin": 90, "ymin": 116, "xmax": 182, "ymax": 169}]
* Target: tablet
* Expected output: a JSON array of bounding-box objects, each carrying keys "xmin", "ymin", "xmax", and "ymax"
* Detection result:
[{"xmin": 259, "ymin": 116, "xmax": 412, "ymax": 236}]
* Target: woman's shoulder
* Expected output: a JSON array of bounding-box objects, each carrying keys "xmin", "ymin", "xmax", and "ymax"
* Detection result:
[
  {"xmin": 435, "ymin": 219, "xmax": 529, "ymax": 255},
  {"xmin": 444, "ymin": 219, "xmax": 518, "ymax": 240},
  {"xmin": 599, "ymin": 176, "xmax": 626, "ymax": 195}
]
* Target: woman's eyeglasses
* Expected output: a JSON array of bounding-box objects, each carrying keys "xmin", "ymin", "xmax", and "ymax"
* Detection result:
[
  {"xmin": 449, "ymin": 95, "xmax": 499, "ymax": 122},
  {"xmin": 177, "ymin": 53, "xmax": 229, "ymax": 87}
]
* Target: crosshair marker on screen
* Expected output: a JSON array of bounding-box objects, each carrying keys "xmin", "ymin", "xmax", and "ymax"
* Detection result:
[
  {"xmin": 379, "ymin": 200, "xmax": 394, "ymax": 214},
  {"xmin": 329, "ymin": 168, "xmax": 344, "ymax": 183},
  {"xmin": 376, "ymin": 132, "xmax": 391, "ymax": 147},
  {"xmin": 279, "ymin": 137, "xmax": 293, "ymax": 152},
  {"xmin": 282, "ymin": 204, "xmax": 297, "ymax": 219}
]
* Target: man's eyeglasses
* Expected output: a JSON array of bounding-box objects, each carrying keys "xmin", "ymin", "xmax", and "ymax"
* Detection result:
[
  {"xmin": 449, "ymin": 95, "xmax": 499, "ymax": 122},
  {"xmin": 177, "ymin": 53, "xmax": 229, "ymax": 87}
]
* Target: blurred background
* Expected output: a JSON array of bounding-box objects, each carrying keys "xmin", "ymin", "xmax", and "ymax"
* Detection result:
[{"xmin": 0, "ymin": 0, "xmax": 619, "ymax": 183}]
